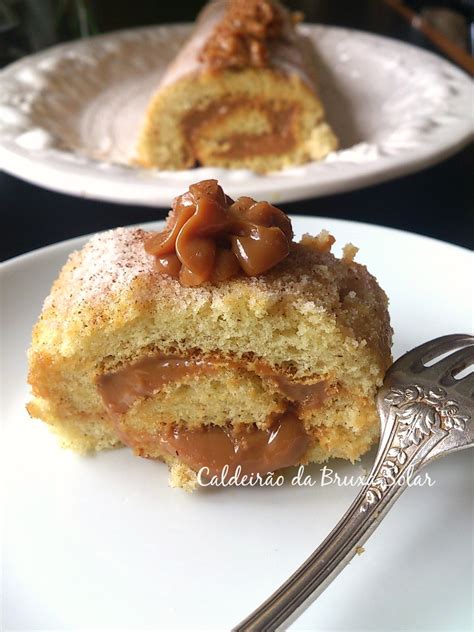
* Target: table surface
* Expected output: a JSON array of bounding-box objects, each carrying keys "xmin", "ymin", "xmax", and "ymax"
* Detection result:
[{"xmin": 1, "ymin": 0, "xmax": 473, "ymax": 261}]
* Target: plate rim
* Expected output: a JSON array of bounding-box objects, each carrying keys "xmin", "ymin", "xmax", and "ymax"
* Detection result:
[{"xmin": 0, "ymin": 23, "xmax": 472, "ymax": 207}]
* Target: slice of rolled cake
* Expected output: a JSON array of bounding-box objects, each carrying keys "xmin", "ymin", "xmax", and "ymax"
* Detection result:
[
  {"xmin": 136, "ymin": 0, "xmax": 338, "ymax": 172},
  {"xmin": 27, "ymin": 180, "xmax": 392, "ymax": 490}
]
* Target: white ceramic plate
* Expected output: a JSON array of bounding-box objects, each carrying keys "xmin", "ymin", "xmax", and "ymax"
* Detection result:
[
  {"xmin": 0, "ymin": 24, "xmax": 472, "ymax": 207},
  {"xmin": 1, "ymin": 218, "xmax": 473, "ymax": 631}
]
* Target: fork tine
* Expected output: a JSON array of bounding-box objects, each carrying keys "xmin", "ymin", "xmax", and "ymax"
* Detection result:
[
  {"xmin": 420, "ymin": 335, "xmax": 474, "ymax": 365},
  {"xmin": 388, "ymin": 334, "xmax": 474, "ymax": 375},
  {"xmin": 431, "ymin": 346, "xmax": 474, "ymax": 384}
]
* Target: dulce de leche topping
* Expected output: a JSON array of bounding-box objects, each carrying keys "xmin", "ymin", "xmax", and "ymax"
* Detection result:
[
  {"xmin": 144, "ymin": 179, "xmax": 293, "ymax": 286},
  {"xmin": 199, "ymin": 0, "xmax": 285, "ymax": 71}
]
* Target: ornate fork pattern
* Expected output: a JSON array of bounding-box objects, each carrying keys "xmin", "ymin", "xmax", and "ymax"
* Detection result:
[{"xmin": 234, "ymin": 334, "xmax": 474, "ymax": 631}]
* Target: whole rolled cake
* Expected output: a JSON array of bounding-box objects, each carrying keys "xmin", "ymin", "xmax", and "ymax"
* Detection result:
[
  {"xmin": 136, "ymin": 0, "xmax": 338, "ymax": 172},
  {"xmin": 27, "ymin": 180, "xmax": 392, "ymax": 490}
]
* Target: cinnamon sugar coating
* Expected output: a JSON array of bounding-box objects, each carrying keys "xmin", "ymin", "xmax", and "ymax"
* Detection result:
[{"xmin": 36, "ymin": 226, "xmax": 391, "ymax": 370}]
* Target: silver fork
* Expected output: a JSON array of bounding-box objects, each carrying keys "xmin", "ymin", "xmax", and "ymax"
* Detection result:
[{"xmin": 234, "ymin": 334, "xmax": 474, "ymax": 631}]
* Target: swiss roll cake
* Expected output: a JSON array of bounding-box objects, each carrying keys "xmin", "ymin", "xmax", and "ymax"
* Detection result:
[
  {"xmin": 136, "ymin": 0, "xmax": 338, "ymax": 172},
  {"xmin": 27, "ymin": 180, "xmax": 392, "ymax": 489}
]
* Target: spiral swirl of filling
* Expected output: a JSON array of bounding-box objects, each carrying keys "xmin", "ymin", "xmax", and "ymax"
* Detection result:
[{"xmin": 144, "ymin": 179, "xmax": 293, "ymax": 286}]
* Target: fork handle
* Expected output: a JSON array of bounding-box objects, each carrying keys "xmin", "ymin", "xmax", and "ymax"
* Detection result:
[
  {"xmin": 233, "ymin": 463, "xmax": 408, "ymax": 631},
  {"xmin": 234, "ymin": 380, "xmax": 472, "ymax": 631}
]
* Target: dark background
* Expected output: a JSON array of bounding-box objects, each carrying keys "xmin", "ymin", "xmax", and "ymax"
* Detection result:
[{"xmin": 1, "ymin": 0, "xmax": 473, "ymax": 260}]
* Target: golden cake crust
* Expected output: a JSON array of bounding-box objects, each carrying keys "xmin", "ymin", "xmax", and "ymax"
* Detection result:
[{"xmin": 32, "ymin": 227, "xmax": 391, "ymax": 364}]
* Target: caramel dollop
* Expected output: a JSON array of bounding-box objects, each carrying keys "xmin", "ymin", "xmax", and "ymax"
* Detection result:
[
  {"xmin": 145, "ymin": 179, "xmax": 293, "ymax": 286},
  {"xmin": 199, "ymin": 0, "xmax": 285, "ymax": 70}
]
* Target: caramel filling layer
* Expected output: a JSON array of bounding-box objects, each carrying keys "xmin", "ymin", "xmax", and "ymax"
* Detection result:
[
  {"xmin": 98, "ymin": 353, "xmax": 327, "ymax": 415},
  {"xmin": 142, "ymin": 410, "xmax": 309, "ymax": 477},
  {"xmin": 97, "ymin": 352, "xmax": 328, "ymax": 477},
  {"xmin": 183, "ymin": 100, "xmax": 298, "ymax": 161},
  {"xmin": 98, "ymin": 354, "xmax": 218, "ymax": 415}
]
